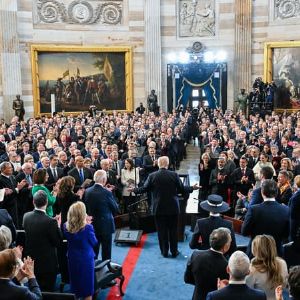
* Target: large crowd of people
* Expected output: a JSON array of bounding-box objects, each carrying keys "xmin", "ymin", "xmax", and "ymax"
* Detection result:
[{"xmin": 0, "ymin": 105, "xmax": 299, "ymax": 299}]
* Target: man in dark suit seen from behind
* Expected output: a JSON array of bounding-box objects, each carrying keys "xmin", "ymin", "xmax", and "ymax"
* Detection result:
[
  {"xmin": 85, "ymin": 170, "xmax": 119, "ymax": 261},
  {"xmin": 184, "ymin": 227, "xmax": 231, "ymax": 300},
  {"xmin": 23, "ymin": 190, "xmax": 62, "ymax": 292},
  {"xmin": 189, "ymin": 194, "xmax": 237, "ymax": 257},
  {"xmin": 68, "ymin": 155, "xmax": 93, "ymax": 192},
  {"xmin": 242, "ymin": 179, "xmax": 289, "ymax": 257},
  {"xmin": 249, "ymin": 166, "xmax": 274, "ymax": 206},
  {"xmin": 206, "ymin": 250, "xmax": 266, "ymax": 300},
  {"xmin": 131, "ymin": 156, "xmax": 198, "ymax": 258}
]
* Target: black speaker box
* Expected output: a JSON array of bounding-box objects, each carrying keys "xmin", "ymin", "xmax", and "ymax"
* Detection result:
[{"xmin": 129, "ymin": 212, "xmax": 156, "ymax": 233}]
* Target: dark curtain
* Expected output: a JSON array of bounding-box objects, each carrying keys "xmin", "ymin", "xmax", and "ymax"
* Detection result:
[{"xmin": 175, "ymin": 63, "xmax": 221, "ymax": 109}]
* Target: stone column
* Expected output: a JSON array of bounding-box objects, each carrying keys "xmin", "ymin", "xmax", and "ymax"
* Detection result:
[
  {"xmin": 234, "ymin": 0, "xmax": 252, "ymax": 107},
  {"xmin": 0, "ymin": 0, "xmax": 22, "ymax": 121},
  {"xmin": 144, "ymin": 0, "xmax": 162, "ymax": 107}
]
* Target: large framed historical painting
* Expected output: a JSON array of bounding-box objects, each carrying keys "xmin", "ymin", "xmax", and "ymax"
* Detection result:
[
  {"xmin": 31, "ymin": 45, "xmax": 133, "ymax": 116},
  {"xmin": 264, "ymin": 41, "xmax": 300, "ymax": 110}
]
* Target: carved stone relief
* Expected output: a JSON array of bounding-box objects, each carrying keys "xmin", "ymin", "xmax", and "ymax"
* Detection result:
[
  {"xmin": 178, "ymin": 0, "xmax": 216, "ymax": 37},
  {"xmin": 34, "ymin": 0, "xmax": 123, "ymax": 25},
  {"xmin": 274, "ymin": 0, "xmax": 300, "ymax": 20}
]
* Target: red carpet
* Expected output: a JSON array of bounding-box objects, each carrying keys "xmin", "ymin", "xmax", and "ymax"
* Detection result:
[{"xmin": 105, "ymin": 234, "xmax": 148, "ymax": 299}]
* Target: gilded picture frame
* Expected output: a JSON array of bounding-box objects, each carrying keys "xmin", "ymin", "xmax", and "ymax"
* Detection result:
[
  {"xmin": 264, "ymin": 41, "xmax": 300, "ymax": 111},
  {"xmin": 31, "ymin": 45, "xmax": 133, "ymax": 117}
]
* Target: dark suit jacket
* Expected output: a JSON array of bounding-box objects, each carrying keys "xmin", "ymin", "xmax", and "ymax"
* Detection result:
[
  {"xmin": 23, "ymin": 210, "xmax": 62, "ymax": 275},
  {"xmin": 241, "ymin": 201, "xmax": 289, "ymax": 256},
  {"xmin": 248, "ymin": 157, "xmax": 260, "ymax": 169},
  {"xmin": 231, "ymin": 167, "xmax": 255, "ymax": 195},
  {"xmin": 189, "ymin": 216, "xmax": 237, "ymax": 256},
  {"xmin": 0, "ymin": 209, "xmax": 16, "ymax": 242},
  {"xmin": 184, "ymin": 249, "xmax": 228, "ymax": 300},
  {"xmin": 249, "ymin": 187, "xmax": 263, "ymax": 206},
  {"xmin": 45, "ymin": 167, "xmax": 64, "ymax": 191},
  {"xmin": 142, "ymin": 154, "xmax": 159, "ymax": 177},
  {"xmin": 85, "ymin": 184, "xmax": 119, "ymax": 235},
  {"xmin": 0, "ymin": 278, "xmax": 42, "ymax": 300},
  {"xmin": 276, "ymin": 186, "xmax": 293, "ymax": 206},
  {"xmin": 68, "ymin": 167, "xmax": 93, "ymax": 192},
  {"xmin": 134, "ymin": 168, "xmax": 192, "ymax": 215},
  {"xmin": 289, "ymin": 189, "xmax": 300, "ymax": 241},
  {"xmin": 206, "ymin": 284, "xmax": 266, "ymax": 300}
]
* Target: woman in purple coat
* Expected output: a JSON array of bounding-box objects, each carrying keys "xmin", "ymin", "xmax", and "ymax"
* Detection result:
[{"xmin": 63, "ymin": 201, "xmax": 97, "ymax": 300}]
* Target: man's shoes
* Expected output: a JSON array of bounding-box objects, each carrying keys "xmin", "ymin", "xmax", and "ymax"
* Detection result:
[
  {"xmin": 161, "ymin": 252, "xmax": 169, "ymax": 258},
  {"xmin": 171, "ymin": 251, "xmax": 180, "ymax": 258}
]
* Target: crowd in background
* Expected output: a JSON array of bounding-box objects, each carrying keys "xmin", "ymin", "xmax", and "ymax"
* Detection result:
[{"xmin": 0, "ymin": 105, "xmax": 300, "ymax": 299}]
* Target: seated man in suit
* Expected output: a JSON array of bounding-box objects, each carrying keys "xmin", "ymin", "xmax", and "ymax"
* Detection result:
[
  {"xmin": 206, "ymin": 251, "xmax": 266, "ymax": 300},
  {"xmin": 242, "ymin": 179, "xmax": 289, "ymax": 257},
  {"xmin": 0, "ymin": 249, "xmax": 42, "ymax": 300},
  {"xmin": 184, "ymin": 227, "xmax": 231, "ymax": 300},
  {"xmin": 189, "ymin": 194, "xmax": 237, "ymax": 257}
]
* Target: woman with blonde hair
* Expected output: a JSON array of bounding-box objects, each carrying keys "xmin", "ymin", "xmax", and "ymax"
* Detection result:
[
  {"xmin": 246, "ymin": 235, "xmax": 288, "ymax": 300},
  {"xmin": 63, "ymin": 201, "xmax": 97, "ymax": 300}
]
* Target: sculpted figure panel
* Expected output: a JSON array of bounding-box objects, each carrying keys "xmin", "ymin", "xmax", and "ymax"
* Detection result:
[
  {"xmin": 178, "ymin": 0, "xmax": 216, "ymax": 37},
  {"xmin": 34, "ymin": 0, "xmax": 123, "ymax": 26}
]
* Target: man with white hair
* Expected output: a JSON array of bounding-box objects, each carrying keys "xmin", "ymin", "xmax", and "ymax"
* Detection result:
[
  {"xmin": 85, "ymin": 170, "xmax": 119, "ymax": 260},
  {"xmin": 206, "ymin": 251, "xmax": 266, "ymax": 300},
  {"xmin": 131, "ymin": 156, "xmax": 198, "ymax": 258}
]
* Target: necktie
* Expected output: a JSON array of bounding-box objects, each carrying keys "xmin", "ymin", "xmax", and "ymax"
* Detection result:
[
  {"xmin": 53, "ymin": 168, "xmax": 57, "ymax": 181},
  {"xmin": 26, "ymin": 174, "xmax": 32, "ymax": 185},
  {"xmin": 79, "ymin": 169, "xmax": 84, "ymax": 184}
]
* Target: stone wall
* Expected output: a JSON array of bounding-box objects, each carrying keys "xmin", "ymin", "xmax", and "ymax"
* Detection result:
[{"xmin": 1, "ymin": 0, "xmax": 300, "ymax": 119}]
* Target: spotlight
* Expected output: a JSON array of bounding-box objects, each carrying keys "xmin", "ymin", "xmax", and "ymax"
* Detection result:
[
  {"xmin": 178, "ymin": 52, "xmax": 190, "ymax": 64},
  {"xmin": 203, "ymin": 51, "xmax": 214, "ymax": 63},
  {"xmin": 215, "ymin": 51, "xmax": 227, "ymax": 62},
  {"xmin": 167, "ymin": 52, "xmax": 177, "ymax": 62}
]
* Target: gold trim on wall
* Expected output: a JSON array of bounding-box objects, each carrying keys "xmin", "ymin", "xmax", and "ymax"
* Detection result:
[
  {"xmin": 30, "ymin": 45, "xmax": 133, "ymax": 117},
  {"xmin": 264, "ymin": 41, "xmax": 300, "ymax": 111},
  {"xmin": 264, "ymin": 41, "xmax": 300, "ymax": 82}
]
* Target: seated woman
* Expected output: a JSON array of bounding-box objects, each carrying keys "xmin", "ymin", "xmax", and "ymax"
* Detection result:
[
  {"xmin": 0, "ymin": 249, "xmax": 42, "ymax": 300},
  {"xmin": 246, "ymin": 235, "xmax": 288, "ymax": 300},
  {"xmin": 32, "ymin": 169, "xmax": 57, "ymax": 217},
  {"xmin": 234, "ymin": 189, "xmax": 253, "ymax": 220},
  {"xmin": 63, "ymin": 202, "xmax": 98, "ymax": 300}
]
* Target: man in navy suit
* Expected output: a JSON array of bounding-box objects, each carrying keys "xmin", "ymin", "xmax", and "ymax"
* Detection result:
[
  {"xmin": 85, "ymin": 170, "xmax": 119, "ymax": 260},
  {"xmin": 249, "ymin": 166, "xmax": 274, "ymax": 206},
  {"xmin": 206, "ymin": 251, "xmax": 266, "ymax": 300},
  {"xmin": 132, "ymin": 156, "xmax": 198, "ymax": 258},
  {"xmin": 242, "ymin": 179, "xmax": 289, "ymax": 256}
]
